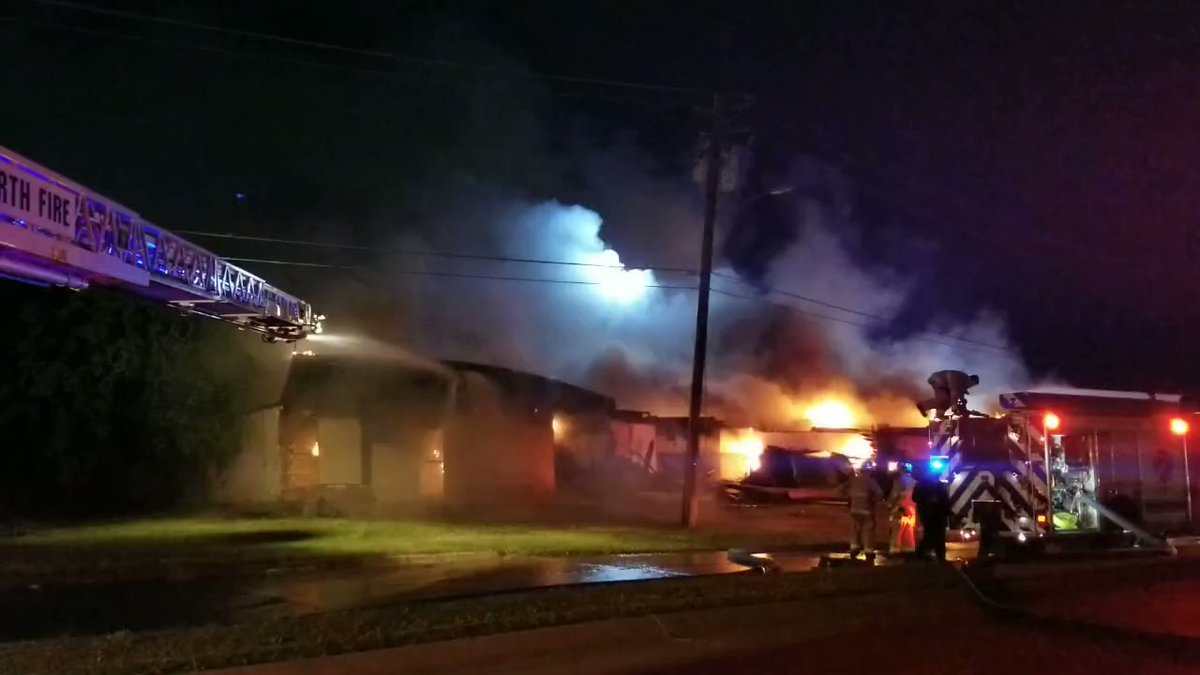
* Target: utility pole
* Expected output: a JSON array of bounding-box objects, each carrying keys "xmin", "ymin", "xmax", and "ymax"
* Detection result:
[{"xmin": 681, "ymin": 93, "xmax": 724, "ymax": 528}]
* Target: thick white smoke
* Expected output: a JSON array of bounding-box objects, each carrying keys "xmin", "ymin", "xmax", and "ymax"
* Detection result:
[
  {"xmin": 388, "ymin": 196, "xmax": 711, "ymax": 383},
  {"xmin": 367, "ymin": 157, "xmax": 1030, "ymax": 429}
]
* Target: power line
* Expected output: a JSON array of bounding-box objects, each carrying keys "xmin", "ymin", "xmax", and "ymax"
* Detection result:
[
  {"xmin": 25, "ymin": 0, "xmax": 713, "ymax": 95},
  {"xmin": 10, "ymin": 17, "xmax": 430, "ymax": 82},
  {"xmin": 23, "ymin": 23, "xmax": 1102, "ymax": 344},
  {"xmin": 203, "ymin": 230, "xmax": 1010, "ymax": 351},
  {"xmin": 711, "ymin": 272, "xmax": 1012, "ymax": 352},
  {"xmin": 12, "ymin": 17, "xmax": 689, "ymax": 112},
  {"xmin": 182, "ymin": 230, "xmax": 699, "ymax": 275},
  {"xmin": 712, "ymin": 271, "xmax": 881, "ymax": 318},
  {"xmin": 20, "ymin": 0, "xmax": 1121, "ymax": 271},
  {"xmin": 225, "ymin": 254, "xmax": 1013, "ymax": 355},
  {"xmin": 12, "ymin": 4, "xmax": 1135, "ymax": 317},
  {"xmin": 710, "ymin": 288, "xmax": 1019, "ymax": 358},
  {"xmin": 6, "ymin": 5, "xmax": 1033, "ymax": 357},
  {"xmin": 184, "ymin": 231, "xmax": 919, "ymax": 318},
  {"xmin": 7, "ymin": 16, "xmax": 703, "ymax": 128},
  {"xmin": 224, "ymin": 256, "xmax": 699, "ymax": 291}
]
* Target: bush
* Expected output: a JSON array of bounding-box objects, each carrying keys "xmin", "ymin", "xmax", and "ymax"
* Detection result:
[{"xmin": 0, "ymin": 284, "xmax": 254, "ymax": 518}]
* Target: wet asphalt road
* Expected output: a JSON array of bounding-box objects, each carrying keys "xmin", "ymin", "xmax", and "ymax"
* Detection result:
[
  {"xmin": 207, "ymin": 577, "xmax": 1200, "ymax": 675},
  {"xmin": 1023, "ymin": 576, "xmax": 1200, "ymax": 638},
  {"xmin": 7, "ymin": 542, "xmax": 1196, "ymax": 646},
  {"xmin": 654, "ymin": 566, "xmax": 1200, "ymax": 675},
  {"xmin": 0, "ymin": 551, "xmax": 822, "ymax": 641},
  {"xmin": 636, "ymin": 593, "xmax": 1200, "ymax": 675}
]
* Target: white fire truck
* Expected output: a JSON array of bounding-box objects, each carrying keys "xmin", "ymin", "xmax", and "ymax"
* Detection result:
[{"xmin": 929, "ymin": 389, "xmax": 1196, "ymax": 546}]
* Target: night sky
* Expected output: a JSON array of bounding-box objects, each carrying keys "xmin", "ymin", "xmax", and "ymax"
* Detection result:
[{"xmin": 6, "ymin": 1, "xmax": 1200, "ymax": 391}]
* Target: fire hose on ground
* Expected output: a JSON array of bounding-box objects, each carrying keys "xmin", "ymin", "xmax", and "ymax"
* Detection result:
[
  {"xmin": 726, "ymin": 549, "xmax": 782, "ymax": 574},
  {"xmin": 1078, "ymin": 493, "xmax": 1178, "ymax": 555}
]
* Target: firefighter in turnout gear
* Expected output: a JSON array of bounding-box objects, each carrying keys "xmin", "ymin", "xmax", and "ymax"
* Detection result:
[
  {"xmin": 888, "ymin": 464, "xmax": 918, "ymax": 554},
  {"xmin": 842, "ymin": 466, "xmax": 883, "ymax": 558},
  {"xmin": 913, "ymin": 468, "xmax": 951, "ymax": 561},
  {"xmin": 916, "ymin": 370, "xmax": 980, "ymax": 419}
]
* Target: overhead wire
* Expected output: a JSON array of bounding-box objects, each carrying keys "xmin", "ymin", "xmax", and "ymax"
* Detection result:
[
  {"xmin": 178, "ymin": 230, "xmax": 700, "ymax": 275},
  {"xmin": 223, "ymin": 256, "xmax": 699, "ymax": 291},
  {"xmin": 9, "ymin": 17, "xmax": 437, "ymax": 82},
  {"xmin": 713, "ymin": 270, "xmax": 880, "ymax": 318},
  {"xmin": 196, "ymin": 230, "xmax": 1012, "ymax": 351},
  {"xmin": 22, "ymin": 0, "xmax": 714, "ymax": 95},
  {"xmin": 12, "ymin": 2, "xmax": 1023, "ymax": 354},
  {"xmin": 709, "ymin": 288, "xmax": 1019, "ymax": 358},
  {"xmin": 5, "ymin": 15, "xmax": 706, "ymax": 125},
  {"xmin": 16, "ymin": 0, "xmax": 1138, "ymax": 278},
  {"xmin": 224, "ymin": 254, "xmax": 1014, "ymax": 355},
  {"xmin": 713, "ymin": 272, "xmax": 1013, "ymax": 351}
]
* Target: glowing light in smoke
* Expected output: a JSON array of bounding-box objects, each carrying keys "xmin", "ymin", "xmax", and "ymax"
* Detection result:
[
  {"xmin": 805, "ymin": 400, "xmax": 855, "ymax": 428},
  {"xmin": 584, "ymin": 249, "xmax": 653, "ymax": 304}
]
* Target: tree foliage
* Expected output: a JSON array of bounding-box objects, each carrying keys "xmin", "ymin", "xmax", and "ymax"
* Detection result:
[{"xmin": 0, "ymin": 283, "xmax": 254, "ymax": 518}]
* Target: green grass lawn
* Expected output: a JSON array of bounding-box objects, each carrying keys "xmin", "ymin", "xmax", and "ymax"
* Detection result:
[
  {"xmin": 14, "ymin": 516, "xmax": 739, "ymax": 555},
  {"xmin": 0, "ymin": 516, "xmax": 833, "ymax": 585}
]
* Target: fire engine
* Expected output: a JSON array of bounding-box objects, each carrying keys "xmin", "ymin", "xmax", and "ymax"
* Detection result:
[
  {"xmin": 0, "ymin": 144, "xmax": 317, "ymax": 341},
  {"xmin": 927, "ymin": 388, "xmax": 1196, "ymax": 547}
]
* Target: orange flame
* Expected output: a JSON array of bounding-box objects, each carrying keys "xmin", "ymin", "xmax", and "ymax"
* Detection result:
[
  {"xmin": 720, "ymin": 428, "xmax": 765, "ymax": 478},
  {"xmin": 804, "ymin": 400, "xmax": 856, "ymax": 428},
  {"xmin": 839, "ymin": 435, "xmax": 875, "ymax": 468}
]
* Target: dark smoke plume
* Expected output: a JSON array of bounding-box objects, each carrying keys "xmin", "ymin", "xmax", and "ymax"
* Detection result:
[{"xmin": 320, "ymin": 151, "xmax": 1030, "ymax": 428}]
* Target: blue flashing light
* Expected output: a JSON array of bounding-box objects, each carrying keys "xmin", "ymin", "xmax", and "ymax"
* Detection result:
[{"xmin": 929, "ymin": 457, "xmax": 947, "ymax": 472}]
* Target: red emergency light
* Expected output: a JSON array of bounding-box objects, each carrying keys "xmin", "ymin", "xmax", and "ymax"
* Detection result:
[
  {"xmin": 1043, "ymin": 412, "xmax": 1061, "ymax": 431},
  {"xmin": 1170, "ymin": 417, "xmax": 1189, "ymax": 436}
]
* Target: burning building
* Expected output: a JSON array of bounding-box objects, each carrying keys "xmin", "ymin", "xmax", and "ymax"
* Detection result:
[
  {"xmin": 444, "ymin": 361, "xmax": 615, "ymax": 506},
  {"xmin": 216, "ymin": 354, "xmax": 617, "ymax": 513},
  {"xmin": 217, "ymin": 353, "xmax": 454, "ymax": 512},
  {"xmin": 609, "ymin": 399, "xmax": 925, "ymax": 486},
  {"xmin": 216, "ymin": 338, "xmax": 938, "ymax": 515}
]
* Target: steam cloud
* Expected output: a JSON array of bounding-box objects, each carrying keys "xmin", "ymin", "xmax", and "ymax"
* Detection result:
[{"xmin": 357, "ymin": 155, "xmax": 1030, "ymax": 430}]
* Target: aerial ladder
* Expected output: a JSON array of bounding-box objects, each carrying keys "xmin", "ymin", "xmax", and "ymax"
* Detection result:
[{"xmin": 0, "ymin": 145, "xmax": 318, "ymax": 341}]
